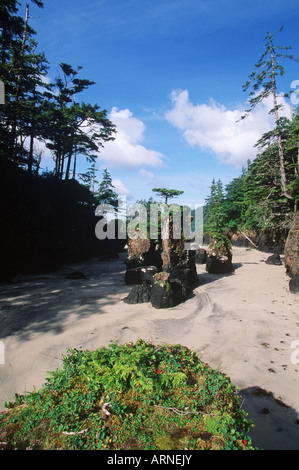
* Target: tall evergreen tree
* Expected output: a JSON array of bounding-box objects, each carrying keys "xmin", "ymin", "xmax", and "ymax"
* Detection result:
[
  {"xmin": 44, "ymin": 63, "xmax": 116, "ymax": 179},
  {"xmin": 97, "ymin": 168, "xmax": 118, "ymax": 207},
  {"xmin": 241, "ymin": 26, "xmax": 299, "ymax": 204},
  {"xmin": 0, "ymin": 1, "xmax": 48, "ymax": 168},
  {"xmin": 204, "ymin": 179, "xmax": 225, "ymax": 237}
]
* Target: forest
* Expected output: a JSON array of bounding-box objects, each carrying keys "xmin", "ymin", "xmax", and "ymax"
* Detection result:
[{"xmin": 1, "ymin": 1, "xmax": 299, "ymax": 282}]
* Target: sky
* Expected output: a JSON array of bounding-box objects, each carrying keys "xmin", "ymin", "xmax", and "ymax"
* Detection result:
[{"xmin": 20, "ymin": 0, "xmax": 299, "ymax": 207}]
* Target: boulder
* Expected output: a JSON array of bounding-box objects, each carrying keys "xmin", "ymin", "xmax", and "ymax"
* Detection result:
[
  {"xmin": 265, "ymin": 253, "xmax": 282, "ymax": 265},
  {"xmin": 125, "ymin": 238, "xmax": 162, "ymax": 271},
  {"xmin": 285, "ymin": 209, "xmax": 299, "ymax": 278},
  {"xmin": 289, "ymin": 277, "xmax": 299, "ymax": 294},
  {"xmin": 125, "ymin": 266, "xmax": 158, "ymax": 285},
  {"xmin": 195, "ymin": 248, "xmax": 207, "ymax": 264},
  {"xmin": 124, "ymin": 284, "xmax": 152, "ymax": 304},
  {"xmin": 150, "ymin": 271, "xmax": 193, "ymax": 309},
  {"xmin": 206, "ymin": 255, "xmax": 233, "ymax": 274},
  {"xmin": 206, "ymin": 238, "xmax": 233, "ymax": 274},
  {"xmin": 150, "ymin": 282, "xmax": 174, "ymax": 309}
]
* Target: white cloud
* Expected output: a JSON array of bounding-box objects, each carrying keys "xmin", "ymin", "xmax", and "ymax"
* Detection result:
[
  {"xmin": 165, "ymin": 89, "xmax": 292, "ymax": 168},
  {"xmin": 139, "ymin": 169, "xmax": 164, "ymax": 188},
  {"xmin": 97, "ymin": 107, "xmax": 166, "ymax": 169},
  {"xmin": 112, "ymin": 178, "xmax": 134, "ymax": 199}
]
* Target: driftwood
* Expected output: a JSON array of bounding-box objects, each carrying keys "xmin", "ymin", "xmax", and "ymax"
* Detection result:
[
  {"xmin": 62, "ymin": 402, "xmax": 112, "ymax": 436},
  {"xmin": 240, "ymin": 232, "xmax": 258, "ymax": 249},
  {"xmin": 101, "ymin": 402, "xmax": 111, "ymax": 420},
  {"xmin": 154, "ymin": 405, "xmax": 212, "ymax": 416},
  {"xmin": 62, "ymin": 428, "xmax": 88, "ymax": 436}
]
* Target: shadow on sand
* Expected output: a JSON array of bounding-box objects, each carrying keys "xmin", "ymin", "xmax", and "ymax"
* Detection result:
[{"xmin": 239, "ymin": 386, "xmax": 299, "ymax": 450}]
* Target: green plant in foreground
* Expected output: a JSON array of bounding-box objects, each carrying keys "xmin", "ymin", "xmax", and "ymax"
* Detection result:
[{"xmin": 0, "ymin": 340, "xmax": 257, "ymax": 450}]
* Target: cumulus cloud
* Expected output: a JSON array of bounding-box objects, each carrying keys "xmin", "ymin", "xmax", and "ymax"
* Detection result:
[
  {"xmin": 165, "ymin": 89, "xmax": 292, "ymax": 168},
  {"xmin": 112, "ymin": 178, "xmax": 134, "ymax": 199},
  {"xmin": 97, "ymin": 107, "xmax": 166, "ymax": 169}
]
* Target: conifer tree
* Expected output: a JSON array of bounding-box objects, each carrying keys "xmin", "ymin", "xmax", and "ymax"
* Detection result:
[
  {"xmin": 241, "ymin": 26, "xmax": 299, "ymax": 204},
  {"xmin": 97, "ymin": 168, "xmax": 118, "ymax": 207},
  {"xmin": 152, "ymin": 188, "xmax": 184, "ymax": 204},
  {"xmin": 204, "ymin": 179, "xmax": 225, "ymax": 237}
]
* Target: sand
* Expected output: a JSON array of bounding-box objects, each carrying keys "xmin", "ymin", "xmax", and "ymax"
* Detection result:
[{"xmin": 0, "ymin": 246, "xmax": 298, "ymax": 450}]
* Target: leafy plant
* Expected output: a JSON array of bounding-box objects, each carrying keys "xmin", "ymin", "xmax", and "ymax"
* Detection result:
[{"xmin": 0, "ymin": 340, "xmax": 257, "ymax": 450}]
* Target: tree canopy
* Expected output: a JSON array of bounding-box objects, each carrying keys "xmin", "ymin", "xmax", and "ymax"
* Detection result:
[{"xmin": 152, "ymin": 188, "xmax": 184, "ymax": 204}]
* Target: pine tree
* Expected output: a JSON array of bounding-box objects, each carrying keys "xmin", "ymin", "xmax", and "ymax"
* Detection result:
[
  {"xmin": 204, "ymin": 179, "xmax": 225, "ymax": 237},
  {"xmin": 152, "ymin": 188, "xmax": 184, "ymax": 204},
  {"xmin": 44, "ymin": 64, "xmax": 116, "ymax": 179},
  {"xmin": 0, "ymin": 1, "xmax": 48, "ymax": 169},
  {"xmin": 97, "ymin": 168, "xmax": 118, "ymax": 207},
  {"xmin": 241, "ymin": 26, "xmax": 299, "ymax": 204}
]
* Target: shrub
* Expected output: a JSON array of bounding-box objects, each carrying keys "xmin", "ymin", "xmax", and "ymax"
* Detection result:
[{"xmin": 0, "ymin": 340, "xmax": 256, "ymax": 450}]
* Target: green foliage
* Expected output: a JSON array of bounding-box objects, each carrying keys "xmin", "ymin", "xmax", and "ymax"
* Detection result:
[
  {"xmin": 0, "ymin": 3, "xmax": 116, "ymax": 178},
  {"xmin": 0, "ymin": 340, "xmax": 256, "ymax": 450},
  {"xmin": 152, "ymin": 188, "xmax": 184, "ymax": 204},
  {"xmin": 97, "ymin": 168, "xmax": 119, "ymax": 207},
  {"xmin": 204, "ymin": 179, "xmax": 232, "ymax": 249}
]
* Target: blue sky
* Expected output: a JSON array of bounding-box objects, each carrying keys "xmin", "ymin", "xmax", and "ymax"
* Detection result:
[{"xmin": 22, "ymin": 0, "xmax": 299, "ymax": 206}]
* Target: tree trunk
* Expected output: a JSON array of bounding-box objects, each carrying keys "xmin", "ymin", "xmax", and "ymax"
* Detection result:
[
  {"xmin": 270, "ymin": 45, "xmax": 293, "ymax": 201},
  {"xmin": 65, "ymin": 150, "xmax": 72, "ymax": 180}
]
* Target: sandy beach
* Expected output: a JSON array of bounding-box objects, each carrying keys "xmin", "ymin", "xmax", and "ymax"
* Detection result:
[{"xmin": 0, "ymin": 246, "xmax": 298, "ymax": 450}]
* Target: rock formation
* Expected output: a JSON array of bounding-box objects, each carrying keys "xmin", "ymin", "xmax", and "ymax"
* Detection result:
[
  {"xmin": 285, "ymin": 209, "xmax": 299, "ymax": 279},
  {"xmin": 206, "ymin": 238, "xmax": 233, "ymax": 274},
  {"xmin": 124, "ymin": 218, "xmax": 198, "ymax": 308}
]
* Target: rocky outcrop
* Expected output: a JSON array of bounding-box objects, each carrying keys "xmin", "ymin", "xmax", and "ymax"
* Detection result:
[
  {"xmin": 124, "ymin": 284, "xmax": 152, "ymax": 304},
  {"xmin": 124, "ymin": 217, "xmax": 198, "ymax": 308},
  {"xmin": 265, "ymin": 253, "xmax": 282, "ymax": 266},
  {"xmin": 125, "ymin": 266, "xmax": 158, "ymax": 285},
  {"xmin": 206, "ymin": 238, "xmax": 233, "ymax": 274},
  {"xmin": 289, "ymin": 277, "xmax": 299, "ymax": 294},
  {"xmin": 195, "ymin": 248, "xmax": 207, "ymax": 264},
  {"xmin": 285, "ymin": 209, "xmax": 299, "ymax": 278},
  {"xmin": 125, "ymin": 237, "xmax": 162, "ymax": 271}
]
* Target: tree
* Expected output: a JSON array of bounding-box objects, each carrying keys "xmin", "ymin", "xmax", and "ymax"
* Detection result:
[
  {"xmin": 152, "ymin": 188, "xmax": 184, "ymax": 204},
  {"xmin": 221, "ymin": 170, "xmax": 247, "ymax": 232},
  {"xmin": 204, "ymin": 179, "xmax": 225, "ymax": 237},
  {"xmin": 97, "ymin": 168, "xmax": 118, "ymax": 207},
  {"xmin": 78, "ymin": 162, "xmax": 99, "ymax": 194},
  {"xmin": 44, "ymin": 63, "xmax": 116, "ymax": 179},
  {"xmin": 241, "ymin": 26, "xmax": 299, "ymax": 204},
  {"xmin": 241, "ymin": 27, "xmax": 299, "ymax": 277},
  {"xmin": 0, "ymin": 1, "xmax": 49, "ymax": 169}
]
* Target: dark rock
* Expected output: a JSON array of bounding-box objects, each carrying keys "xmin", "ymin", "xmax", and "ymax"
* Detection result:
[
  {"xmin": 66, "ymin": 271, "xmax": 87, "ymax": 279},
  {"xmin": 265, "ymin": 253, "xmax": 282, "ymax": 265},
  {"xmin": 124, "ymin": 284, "xmax": 152, "ymax": 304},
  {"xmin": 125, "ymin": 266, "xmax": 158, "ymax": 285},
  {"xmin": 150, "ymin": 282, "xmax": 174, "ymax": 309},
  {"xmin": 149, "ymin": 271, "xmax": 191, "ymax": 309},
  {"xmin": 285, "ymin": 209, "xmax": 299, "ymax": 278},
  {"xmin": 289, "ymin": 277, "xmax": 299, "ymax": 294},
  {"xmin": 257, "ymin": 228, "xmax": 286, "ymax": 254},
  {"xmin": 169, "ymin": 268, "xmax": 196, "ymax": 293},
  {"xmin": 206, "ymin": 255, "xmax": 233, "ymax": 274},
  {"xmin": 195, "ymin": 248, "xmax": 207, "ymax": 264},
  {"xmin": 206, "ymin": 238, "xmax": 233, "ymax": 274},
  {"xmin": 125, "ymin": 238, "xmax": 162, "ymax": 271}
]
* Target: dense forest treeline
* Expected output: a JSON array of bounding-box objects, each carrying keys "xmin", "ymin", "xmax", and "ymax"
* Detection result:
[
  {"xmin": 0, "ymin": 1, "xmax": 121, "ymax": 281},
  {"xmin": 204, "ymin": 111, "xmax": 299, "ymax": 250},
  {"xmin": 1, "ymin": 3, "xmax": 299, "ymax": 281}
]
